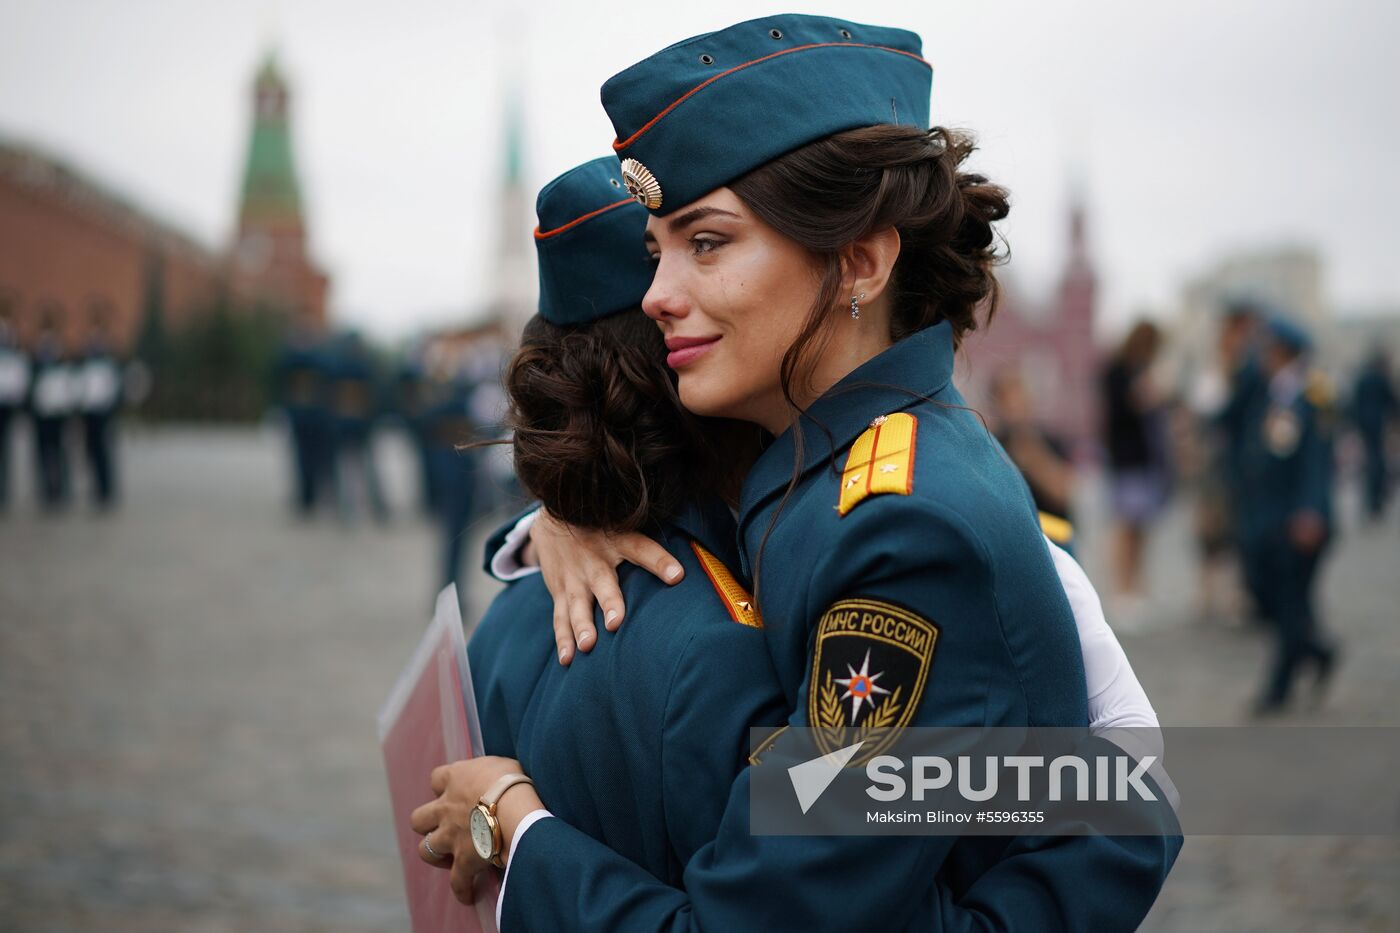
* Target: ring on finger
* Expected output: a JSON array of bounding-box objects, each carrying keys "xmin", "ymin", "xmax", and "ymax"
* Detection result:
[{"xmin": 423, "ymin": 832, "xmax": 444, "ymax": 861}]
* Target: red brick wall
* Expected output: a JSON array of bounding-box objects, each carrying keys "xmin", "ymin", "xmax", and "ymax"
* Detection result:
[{"xmin": 0, "ymin": 172, "xmax": 225, "ymax": 354}]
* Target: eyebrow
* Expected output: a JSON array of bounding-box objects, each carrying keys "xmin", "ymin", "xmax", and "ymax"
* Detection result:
[{"xmin": 666, "ymin": 205, "xmax": 741, "ymax": 234}]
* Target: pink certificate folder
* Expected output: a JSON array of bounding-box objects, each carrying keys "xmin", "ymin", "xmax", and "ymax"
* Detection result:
[{"xmin": 378, "ymin": 584, "xmax": 501, "ymax": 932}]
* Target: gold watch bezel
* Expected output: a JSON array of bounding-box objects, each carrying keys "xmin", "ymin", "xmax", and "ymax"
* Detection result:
[{"xmin": 470, "ymin": 802, "xmax": 504, "ymax": 866}]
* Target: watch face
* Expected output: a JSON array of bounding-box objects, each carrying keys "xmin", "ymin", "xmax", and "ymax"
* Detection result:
[{"xmin": 470, "ymin": 806, "xmax": 495, "ymax": 860}]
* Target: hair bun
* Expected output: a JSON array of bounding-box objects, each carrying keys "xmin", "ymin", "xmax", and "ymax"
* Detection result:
[{"xmin": 505, "ymin": 312, "xmax": 756, "ymax": 531}]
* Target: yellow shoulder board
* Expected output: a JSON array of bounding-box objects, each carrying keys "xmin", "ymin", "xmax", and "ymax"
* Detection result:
[
  {"xmin": 690, "ymin": 542, "xmax": 763, "ymax": 628},
  {"xmin": 838, "ymin": 412, "xmax": 917, "ymax": 516},
  {"xmin": 1038, "ymin": 511, "xmax": 1074, "ymax": 546}
]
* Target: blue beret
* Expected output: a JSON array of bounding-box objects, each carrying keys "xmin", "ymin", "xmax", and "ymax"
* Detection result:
[
  {"xmin": 601, "ymin": 14, "xmax": 931, "ymax": 215},
  {"xmin": 1266, "ymin": 315, "xmax": 1312, "ymax": 354},
  {"xmin": 535, "ymin": 156, "xmax": 654, "ymax": 325}
]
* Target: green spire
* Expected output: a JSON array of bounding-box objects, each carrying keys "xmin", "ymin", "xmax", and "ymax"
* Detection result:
[
  {"xmin": 239, "ymin": 50, "xmax": 302, "ymax": 222},
  {"xmin": 503, "ymin": 93, "xmax": 524, "ymax": 185}
]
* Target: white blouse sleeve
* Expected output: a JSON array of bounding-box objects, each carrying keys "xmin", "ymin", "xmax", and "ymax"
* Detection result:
[
  {"xmin": 488, "ymin": 509, "xmax": 542, "ymax": 582},
  {"xmin": 1045, "ymin": 537, "xmax": 1159, "ymax": 731},
  {"xmin": 1047, "ymin": 537, "xmax": 1179, "ymax": 809}
]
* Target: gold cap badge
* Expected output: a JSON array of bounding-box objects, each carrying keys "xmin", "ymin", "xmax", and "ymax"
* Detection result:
[{"xmin": 620, "ymin": 158, "xmax": 662, "ymax": 210}]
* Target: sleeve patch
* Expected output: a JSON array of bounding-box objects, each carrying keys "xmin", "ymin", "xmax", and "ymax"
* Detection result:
[
  {"xmin": 691, "ymin": 542, "xmax": 763, "ymax": 628},
  {"xmin": 837, "ymin": 412, "xmax": 917, "ymax": 516},
  {"xmin": 808, "ymin": 598, "xmax": 938, "ymax": 766}
]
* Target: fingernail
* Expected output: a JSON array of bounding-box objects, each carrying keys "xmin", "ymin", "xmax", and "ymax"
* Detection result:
[
  {"xmin": 606, "ymin": 610, "xmax": 619, "ymax": 624},
  {"xmin": 666, "ymin": 564, "xmax": 682, "ymax": 581},
  {"xmin": 558, "ymin": 648, "xmax": 568, "ymax": 663},
  {"xmin": 578, "ymin": 631, "xmax": 592, "ymax": 646}
]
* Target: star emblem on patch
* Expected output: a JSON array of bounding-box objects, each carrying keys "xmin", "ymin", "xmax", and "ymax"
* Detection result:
[
  {"xmin": 833, "ymin": 648, "xmax": 891, "ymax": 721},
  {"xmin": 809, "ymin": 598, "xmax": 939, "ymax": 765}
]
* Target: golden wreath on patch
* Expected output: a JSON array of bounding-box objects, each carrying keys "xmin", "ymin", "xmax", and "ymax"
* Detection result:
[{"xmin": 808, "ymin": 598, "xmax": 938, "ymax": 766}]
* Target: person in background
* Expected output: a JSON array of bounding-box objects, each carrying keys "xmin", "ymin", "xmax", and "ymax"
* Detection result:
[
  {"xmin": 1101, "ymin": 320, "xmax": 1170, "ymax": 621},
  {"xmin": 1239, "ymin": 318, "xmax": 1340, "ymax": 715},
  {"xmin": 1350, "ymin": 347, "xmax": 1397, "ymax": 524},
  {"xmin": 987, "ymin": 366, "xmax": 1076, "ymax": 550},
  {"xmin": 1180, "ymin": 306, "xmax": 1259, "ymax": 626},
  {"xmin": 395, "ymin": 348, "xmax": 438, "ymax": 518},
  {"xmin": 1215, "ymin": 300, "xmax": 1272, "ymax": 624},
  {"xmin": 420, "ymin": 341, "xmax": 484, "ymax": 602},
  {"xmin": 327, "ymin": 331, "xmax": 388, "ymax": 525},
  {"xmin": 0, "ymin": 293, "xmax": 29, "ymax": 512},
  {"xmin": 28, "ymin": 306, "xmax": 75, "ymax": 512},
  {"xmin": 274, "ymin": 309, "xmax": 333, "ymax": 518},
  {"xmin": 77, "ymin": 301, "xmax": 123, "ymax": 510}
]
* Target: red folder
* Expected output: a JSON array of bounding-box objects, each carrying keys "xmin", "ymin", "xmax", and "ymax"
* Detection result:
[{"xmin": 379, "ymin": 584, "xmax": 501, "ymax": 932}]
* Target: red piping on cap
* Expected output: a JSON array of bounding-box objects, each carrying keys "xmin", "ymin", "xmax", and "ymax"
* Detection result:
[
  {"xmin": 534, "ymin": 197, "xmax": 635, "ymax": 240},
  {"xmin": 612, "ymin": 42, "xmax": 931, "ymax": 152}
]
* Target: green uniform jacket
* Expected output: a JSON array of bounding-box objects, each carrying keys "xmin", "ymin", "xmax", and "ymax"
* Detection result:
[
  {"xmin": 496, "ymin": 324, "xmax": 1182, "ymax": 931},
  {"xmin": 470, "ymin": 498, "xmax": 787, "ymax": 883}
]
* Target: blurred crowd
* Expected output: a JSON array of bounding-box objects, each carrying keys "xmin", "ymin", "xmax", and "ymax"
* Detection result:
[
  {"xmin": 272, "ymin": 311, "xmax": 516, "ymax": 602},
  {"xmin": 986, "ymin": 299, "xmax": 1398, "ymax": 716},
  {"xmin": 0, "ymin": 295, "xmax": 519, "ymax": 611},
  {"xmin": 0, "ymin": 298, "xmax": 129, "ymax": 514}
]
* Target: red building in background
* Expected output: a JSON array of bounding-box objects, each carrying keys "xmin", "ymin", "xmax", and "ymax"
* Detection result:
[
  {"xmin": 0, "ymin": 51, "xmax": 326, "ymax": 352},
  {"xmin": 0, "ymin": 142, "xmax": 224, "ymax": 350},
  {"xmin": 958, "ymin": 199, "xmax": 1099, "ymax": 458}
]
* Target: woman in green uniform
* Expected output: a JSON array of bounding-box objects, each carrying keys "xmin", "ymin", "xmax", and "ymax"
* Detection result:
[{"xmin": 417, "ymin": 15, "xmax": 1180, "ymax": 930}]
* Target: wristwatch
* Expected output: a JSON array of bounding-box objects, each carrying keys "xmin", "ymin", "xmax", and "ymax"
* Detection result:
[{"xmin": 469, "ymin": 772, "xmax": 535, "ymax": 867}]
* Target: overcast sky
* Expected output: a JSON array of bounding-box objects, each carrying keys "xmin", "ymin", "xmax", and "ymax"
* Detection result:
[{"xmin": 3, "ymin": 0, "xmax": 1398, "ymax": 340}]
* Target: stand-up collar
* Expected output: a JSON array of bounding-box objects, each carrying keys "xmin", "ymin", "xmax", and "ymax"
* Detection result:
[{"xmin": 738, "ymin": 321, "xmax": 956, "ymax": 527}]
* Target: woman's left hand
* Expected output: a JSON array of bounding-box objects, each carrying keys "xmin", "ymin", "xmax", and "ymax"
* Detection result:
[{"xmin": 409, "ymin": 755, "xmax": 544, "ymax": 904}]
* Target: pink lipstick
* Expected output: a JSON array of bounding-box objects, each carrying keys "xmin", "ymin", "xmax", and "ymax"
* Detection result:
[{"xmin": 664, "ymin": 335, "xmax": 720, "ymax": 369}]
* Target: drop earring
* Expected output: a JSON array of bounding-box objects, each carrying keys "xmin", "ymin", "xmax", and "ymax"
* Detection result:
[{"xmin": 850, "ymin": 292, "xmax": 866, "ymax": 320}]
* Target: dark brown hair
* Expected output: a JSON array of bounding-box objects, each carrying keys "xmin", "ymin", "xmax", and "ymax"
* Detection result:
[
  {"xmin": 505, "ymin": 309, "xmax": 760, "ymax": 532},
  {"xmin": 729, "ymin": 124, "xmax": 1010, "ymax": 587},
  {"xmin": 731, "ymin": 124, "xmax": 1009, "ymax": 398}
]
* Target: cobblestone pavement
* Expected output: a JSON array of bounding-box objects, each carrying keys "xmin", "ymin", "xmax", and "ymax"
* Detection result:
[{"xmin": 1, "ymin": 426, "xmax": 1397, "ymax": 932}]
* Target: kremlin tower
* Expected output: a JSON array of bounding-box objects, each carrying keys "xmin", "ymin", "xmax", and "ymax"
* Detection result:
[{"xmin": 231, "ymin": 52, "xmax": 328, "ymax": 326}]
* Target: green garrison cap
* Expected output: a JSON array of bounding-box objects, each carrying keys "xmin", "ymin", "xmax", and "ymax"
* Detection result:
[
  {"xmin": 601, "ymin": 14, "xmax": 931, "ymax": 215},
  {"xmin": 534, "ymin": 156, "xmax": 654, "ymax": 325}
]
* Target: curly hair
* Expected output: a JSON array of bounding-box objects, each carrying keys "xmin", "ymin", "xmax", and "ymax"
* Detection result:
[{"xmin": 505, "ymin": 309, "xmax": 760, "ymax": 532}]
